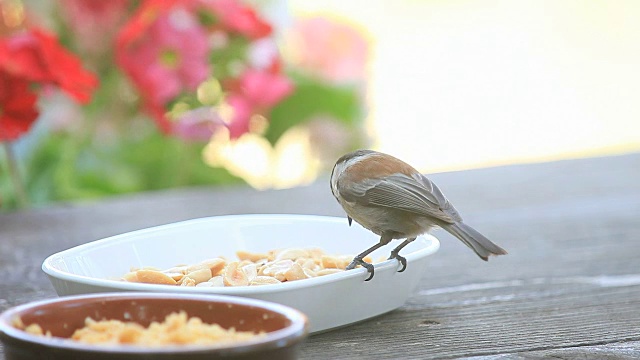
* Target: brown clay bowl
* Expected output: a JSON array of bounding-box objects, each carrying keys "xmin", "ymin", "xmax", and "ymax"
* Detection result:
[{"xmin": 0, "ymin": 293, "xmax": 308, "ymax": 360}]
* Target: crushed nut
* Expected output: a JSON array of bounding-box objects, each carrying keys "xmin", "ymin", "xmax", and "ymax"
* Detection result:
[
  {"xmin": 223, "ymin": 262, "xmax": 249, "ymax": 287},
  {"xmin": 121, "ymin": 247, "xmax": 378, "ymax": 287}
]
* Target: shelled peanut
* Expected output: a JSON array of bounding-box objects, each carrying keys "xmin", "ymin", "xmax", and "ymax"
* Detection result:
[{"xmin": 121, "ymin": 248, "xmax": 373, "ymax": 287}]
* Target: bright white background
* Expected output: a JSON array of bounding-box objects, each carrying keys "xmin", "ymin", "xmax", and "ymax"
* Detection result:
[{"xmin": 290, "ymin": 0, "xmax": 640, "ymax": 172}]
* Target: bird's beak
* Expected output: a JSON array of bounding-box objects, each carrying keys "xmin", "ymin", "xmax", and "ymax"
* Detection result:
[{"xmin": 348, "ymin": 216, "xmax": 353, "ymax": 226}]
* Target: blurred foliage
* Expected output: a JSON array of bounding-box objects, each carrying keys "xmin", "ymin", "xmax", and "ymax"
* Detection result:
[
  {"xmin": 267, "ymin": 74, "xmax": 363, "ymax": 145},
  {"xmin": 0, "ymin": 1, "xmax": 369, "ymax": 212},
  {"xmin": 23, "ymin": 132, "xmax": 242, "ymax": 205}
]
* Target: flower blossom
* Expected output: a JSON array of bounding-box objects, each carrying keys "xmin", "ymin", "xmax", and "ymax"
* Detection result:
[
  {"xmin": 248, "ymin": 38, "xmax": 282, "ymax": 73},
  {"xmin": 172, "ymin": 107, "xmax": 224, "ymax": 142},
  {"xmin": 0, "ymin": 28, "xmax": 98, "ymax": 141},
  {"xmin": 0, "ymin": 72, "xmax": 39, "ymax": 141},
  {"xmin": 286, "ymin": 17, "xmax": 369, "ymax": 83},
  {"xmin": 117, "ymin": 0, "xmax": 291, "ymax": 140},
  {"xmin": 238, "ymin": 69, "xmax": 293, "ymax": 108},
  {"xmin": 222, "ymin": 69, "xmax": 293, "ymax": 139},
  {"xmin": 223, "ymin": 94, "xmax": 253, "ymax": 138},
  {"xmin": 116, "ymin": 0, "xmax": 211, "ymax": 132},
  {"xmin": 202, "ymin": 0, "xmax": 272, "ymax": 39},
  {"xmin": 0, "ymin": 28, "xmax": 99, "ymax": 103}
]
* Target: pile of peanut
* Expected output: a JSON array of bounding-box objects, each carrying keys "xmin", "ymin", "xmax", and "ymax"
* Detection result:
[
  {"xmin": 72, "ymin": 312, "xmax": 263, "ymax": 346},
  {"xmin": 121, "ymin": 248, "xmax": 373, "ymax": 287},
  {"xmin": 16, "ymin": 312, "xmax": 263, "ymax": 346}
]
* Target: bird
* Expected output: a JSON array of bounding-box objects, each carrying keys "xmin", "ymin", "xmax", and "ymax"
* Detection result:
[{"xmin": 330, "ymin": 149, "xmax": 507, "ymax": 281}]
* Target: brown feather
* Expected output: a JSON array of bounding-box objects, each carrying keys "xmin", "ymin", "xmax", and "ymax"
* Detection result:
[{"xmin": 345, "ymin": 153, "xmax": 417, "ymax": 183}]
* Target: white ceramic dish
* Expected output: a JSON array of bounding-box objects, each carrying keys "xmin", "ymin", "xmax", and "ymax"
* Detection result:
[{"xmin": 42, "ymin": 214, "xmax": 440, "ymax": 333}]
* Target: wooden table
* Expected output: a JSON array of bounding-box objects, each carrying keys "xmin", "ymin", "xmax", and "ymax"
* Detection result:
[{"xmin": 1, "ymin": 152, "xmax": 639, "ymax": 359}]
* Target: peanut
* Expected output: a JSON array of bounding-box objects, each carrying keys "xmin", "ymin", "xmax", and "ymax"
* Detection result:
[
  {"xmin": 180, "ymin": 276, "xmax": 196, "ymax": 287},
  {"xmin": 285, "ymin": 263, "xmax": 309, "ymax": 281},
  {"xmin": 223, "ymin": 262, "xmax": 249, "ymax": 286},
  {"xmin": 184, "ymin": 268, "xmax": 212, "ymax": 284},
  {"xmin": 241, "ymin": 263, "xmax": 258, "ymax": 282},
  {"xmin": 236, "ymin": 250, "xmax": 269, "ymax": 262},
  {"xmin": 121, "ymin": 272, "xmax": 139, "ymax": 282},
  {"xmin": 135, "ymin": 270, "xmax": 177, "ymax": 285},
  {"xmin": 186, "ymin": 258, "xmax": 225, "ymax": 276},
  {"xmin": 164, "ymin": 266, "xmax": 188, "ymax": 274},
  {"xmin": 162, "ymin": 272, "xmax": 185, "ymax": 282},
  {"xmin": 259, "ymin": 259, "xmax": 294, "ymax": 282},
  {"xmin": 207, "ymin": 276, "xmax": 225, "ymax": 287},
  {"xmin": 298, "ymin": 258, "xmax": 319, "ymax": 272},
  {"xmin": 303, "ymin": 268, "xmax": 318, "ymax": 278}
]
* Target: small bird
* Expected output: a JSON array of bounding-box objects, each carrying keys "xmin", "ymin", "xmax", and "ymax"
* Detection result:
[{"xmin": 330, "ymin": 149, "xmax": 507, "ymax": 281}]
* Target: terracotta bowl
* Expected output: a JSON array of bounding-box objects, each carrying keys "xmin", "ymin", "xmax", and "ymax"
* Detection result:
[{"xmin": 0, "ymin": 293, "xmax": 308, "ymax": 360}]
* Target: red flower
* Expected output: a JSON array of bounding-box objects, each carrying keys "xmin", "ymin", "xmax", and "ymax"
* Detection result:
[
  {"xmin": 115, "ymin": 0, "xmax": 193, "ymax": 52},
  {"xmin": 0, "ymin": 27, "xmax": 98, "ymax": 140},
  {"xmin": 0, "ymin": 28, "xmax": 99, "ymax": 103},
  {"xmin": 144, "ymin": 101, "xmax": 173, "ymax": 133},
  {"xmin": 0, "ymin": 72, "xmax": 39, "ymax": 141}
]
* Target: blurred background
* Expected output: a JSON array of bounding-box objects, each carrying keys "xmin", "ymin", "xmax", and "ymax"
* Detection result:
[
  {"xmin": 1, "ymin": 0, "xmax": 639, "ymax": 211},
  {"xmin": 292, "ymin": 0, "xmax": 640, "ymax": 170}
]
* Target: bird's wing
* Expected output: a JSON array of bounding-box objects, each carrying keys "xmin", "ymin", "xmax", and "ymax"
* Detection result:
[
  {"xmin": 338, "ymin": 173, "xmax": 461, "ymax": 223},
  {"xmin": 412, "ymin": 173, "xmax": 462, "ymax": 222}
]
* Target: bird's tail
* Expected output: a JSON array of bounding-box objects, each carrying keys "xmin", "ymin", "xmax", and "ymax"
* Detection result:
[{"xmin": 441, "ymin": 222, "xmax": 507, "ymax": 261}]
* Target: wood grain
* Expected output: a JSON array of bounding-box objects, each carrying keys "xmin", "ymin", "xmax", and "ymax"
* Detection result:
[{"xmin": 1, "ymin": 152, "xmax": 639, "ymax": 359}]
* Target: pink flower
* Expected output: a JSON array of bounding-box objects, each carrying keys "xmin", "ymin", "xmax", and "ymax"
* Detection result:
[
  {"xmin": 202, "ymin": 0, "xmax": 272, "ymax": 39},
  {"xmin": 238, "ymin": 69, "xmax": 293, "ymax": 108},
  {"xmin": 117, "ymin": 2, "xmax": 211, "ymax": 109},
  {"xmin": 287, "ymin": 17, "xmax": 369, "ymax": 83},
  {"xmin": 248, "ymin": 38, "xmax": 281, "ymax": 73},
  {"xmin": 172, "ymin": 107, "xmax": 224, "ymax": 142},
  {"xmin": 115, "ymin": 0, "xmax": 289, "ymax": 138},
  {"xmin": 220, "ymin": 70, "xmax": 292, "ymax": 139},
  {"xmin": 225, "ymin": 95, "xmax": 253, "ymax": 139}
]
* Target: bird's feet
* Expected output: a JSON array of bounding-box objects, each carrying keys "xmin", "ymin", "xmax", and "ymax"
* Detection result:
[
  {"xmin": 388, "ymin": 251, "xmax": 407, "ymax": 272},
  {"xmin": 346, "ymin": 258, "xmax": 375, "ymax": 281}
]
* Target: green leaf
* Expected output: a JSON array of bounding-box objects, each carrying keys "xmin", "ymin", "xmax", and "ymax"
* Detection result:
[
  {"xmin": 19, "ymin": 129, "xmax": 243, "ymax": 207},
  {"xmin": 265, "ymin": 79, "xmax": 362, "ymax": 145},
  {"xmin": 209, "ymin": 36, "xmax": 250, "ymax": 80}
]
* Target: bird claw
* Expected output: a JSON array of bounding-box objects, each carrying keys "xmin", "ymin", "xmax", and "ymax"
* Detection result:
[
  {"xmin": 346, "ymin": 258, "xmax": 375, "ymax": 281},
  {"xmin": 388, "ymin": 252, "xmax": 407, "ymax": 272}
]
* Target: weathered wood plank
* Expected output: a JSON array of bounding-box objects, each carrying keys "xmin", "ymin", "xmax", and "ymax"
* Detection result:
[
  {"xmin": 470, "ymin": 340, "xmax": 640, "ymax": 359},
  {"xmin": 300, "ymin": 285, "xmax": 640, "ymax": 359}
]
